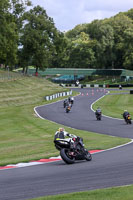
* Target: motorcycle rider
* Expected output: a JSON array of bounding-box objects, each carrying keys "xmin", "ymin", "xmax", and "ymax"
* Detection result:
[
  {"xmin": 70, "ymin": 96, "xmax": 74, "ymax": 104},
  {"xmin": 63, "ymin": 99, "xmax": 68, "ymax": 108},
  {"xmin": 54, "ymin": 128, "xmax": 85, "ymax": 153},
  {"xmin": 123, "ymin": 110, "xmax": 130, "ymax": 120},
  {"xmin": 54, "ymin": 128, "xmax": 77, "ymax": 141},
  {"xmin": 68, "ymin": 96, "xmax": 74, "ymax": 104},
  {"xmin": 95, "ymin": 107, "xmax": 102, "ymax": 116}
]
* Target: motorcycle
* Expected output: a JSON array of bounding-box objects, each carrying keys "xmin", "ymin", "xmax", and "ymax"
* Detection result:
[
  {"xmin": 95, "ymin": 112, "xmax": 102, "ymax": 120},
  {"xmin": 66, "ymin": 105, "xmax": 71, "ymax": 113},
  {"xmin": 54, "ymin": 136, "xmax": 92, "ymax": 164},
  {"xmin": 125, "ymin": 114, "xmax": 132, "ymax": 124}
]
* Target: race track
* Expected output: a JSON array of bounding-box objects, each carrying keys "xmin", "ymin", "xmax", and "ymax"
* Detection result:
[
  {"xmin": 36, "ymin": 88, "xmax": 133, "ymax": 139},
  {"xmin": 0, "ymin": 88, "xmax": 133, "ymax": 200}
]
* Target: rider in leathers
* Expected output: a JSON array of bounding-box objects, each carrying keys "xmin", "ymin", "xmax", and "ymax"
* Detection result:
[
  {"xmin": 54, "ymin": 128, "xmax": 85, "ymax": 152},
  {"xmin": 123, "ymin": 110, "xmax": 130, "ymax": 120},
  {"xmin": 54, "ymin": 128, "xmax": 76, "ymax": 141},
  {"xmin": 95, "ymin": 107, "xmax": 102, "ymax": 116}
]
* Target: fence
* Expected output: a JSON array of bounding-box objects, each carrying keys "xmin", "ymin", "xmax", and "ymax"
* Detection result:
[{"xmin": 0, "ymin": 71, "xmax": 23, "ymax": 81}]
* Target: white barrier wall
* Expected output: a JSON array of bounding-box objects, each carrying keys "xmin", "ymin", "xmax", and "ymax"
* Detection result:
[
  {"xmin": 64, "ymin": 84, "xmax": 105, "ymax": 88},
  {"xmin": 45, "ymin": 90, "xmax": 72, "ymax": 101}
]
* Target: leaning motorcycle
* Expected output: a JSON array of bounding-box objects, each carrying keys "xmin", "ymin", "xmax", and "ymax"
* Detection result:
[
  {"xmin": 54, "ymin": 136, "xmax": 92, "ymax": 164},
  {"xmin": 66, "ymin": 105, "xmax": 71, "ymax": 113}
]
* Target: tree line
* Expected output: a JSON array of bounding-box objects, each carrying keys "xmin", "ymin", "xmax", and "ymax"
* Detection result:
[{"xmin": 0, "ymin": 0, "xmax": 133, "ymax": 73}]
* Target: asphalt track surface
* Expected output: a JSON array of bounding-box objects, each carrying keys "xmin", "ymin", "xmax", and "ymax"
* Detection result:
[{"xmin": 0, "ymin": 88, "xmax": 133, "ymax": 200}]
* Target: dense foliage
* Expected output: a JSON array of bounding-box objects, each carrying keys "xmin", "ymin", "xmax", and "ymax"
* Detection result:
[
  {"xmin": 65, "ymin": 10, "xmax": 133, "ymax": 70},
  {"xmin": 0, "ymin": 1, "xmax": 133, "ymax": 71}
]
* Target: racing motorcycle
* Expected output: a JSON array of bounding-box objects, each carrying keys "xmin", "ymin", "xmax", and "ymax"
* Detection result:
[
  {"xmin": 95, "ymin": 112, "xmax": 102, "ymax": 120},
  {"xmin": 66, "ymin": 105, "xmax": 71, "ymax": 113},
  {"xmin": 54, "ymin": 136, "xmax": 92, "ymax": 164},
  {"xmin": 125, "ymin": 114, "xmax": 132, "ymax": 124}
]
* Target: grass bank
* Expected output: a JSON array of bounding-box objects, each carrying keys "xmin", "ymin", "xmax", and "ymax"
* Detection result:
[{"xmin": 92, "ymin": 92, "xmax": 133, "ymax": 118}]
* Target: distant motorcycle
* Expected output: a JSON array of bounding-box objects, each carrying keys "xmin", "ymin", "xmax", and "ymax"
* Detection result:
[
  {"xmin": 54, "ymin": 136, "xmax": 92, "ymax": 164},
  {"xmin": 66, "ymin": 105, "xmax": 71, "ymax": 113},
  {"xmin": 124, "ymin": 114, "xmax": 132, "ymax": 124},
  {"xmin": 95, "ymin": 112, "xmax": 102, "ymax": 120}
]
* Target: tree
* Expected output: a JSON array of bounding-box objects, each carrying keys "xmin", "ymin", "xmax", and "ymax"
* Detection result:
[
  {"xmin": 0, "ymin": 0, "xmax": 31, "ymax": 69},
  {"xmin": 0, "ymin": 0, "xmax": 18, "ymax": 68},
  {"xmin": 20, "ymin": 6, "xmax": 61, "ymax": 72},
  {"xmin": 123, "ymin": 27, "xmax": 133, "ymax": 69},
  {"xmin": 108, "ymin": 13, "xmax": 133, "ymax": 68},
  {"xmin": 94, "ymin": 23, "xmax": 115, "ymax": 68},
  {"xmin": 52, "ymin": 32, "xmax": 68, "ymax": 68},
  {"xmin": 67, "ymin": 32, "xmax": 96, "ymax": 68},
  {"xmin": 65, "ymin": 24, "xmax": 86, "ymax": 40},
  {"xmin": 10, "ymin": 0, "xmax": 32, "ymax": 30}
]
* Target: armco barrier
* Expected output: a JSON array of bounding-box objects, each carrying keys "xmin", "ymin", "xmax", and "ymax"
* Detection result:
[{"xmin": 45, "ymin": 90, "xmax": 72, "ymax": 101}]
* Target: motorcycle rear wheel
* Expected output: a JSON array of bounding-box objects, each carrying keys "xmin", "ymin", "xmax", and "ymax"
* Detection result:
[
  {"xmin": 60, "ymin": 148, "xmax": 75, "ymax": 164},
  {"xmin": 126, "ymin": 120, "xmax": 131, "ymax": 124}
]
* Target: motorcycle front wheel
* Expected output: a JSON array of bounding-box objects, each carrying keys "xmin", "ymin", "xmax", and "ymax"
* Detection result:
[
  {"xmin": 60, "ymin": 148, "xmax": 75, "ymax": 164},
  {"xmin": 85, "ymin": 151, "xmax": 92, "ymax": 161}
]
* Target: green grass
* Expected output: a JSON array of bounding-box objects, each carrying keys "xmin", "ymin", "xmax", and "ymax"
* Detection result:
[
  {"xmin": 108, "ymin": 90, "xmax": 130, "ymax": 93},
  {"xmin": 31, "ymin": 185, "xmax": 133, "ymax": 200},
  {"xmin": 0, "ymin": 71, "xmax": 130, "ymax": 166},
  {"xmin": 93, "ymin": 92, "xmax": 133, "ymax": 118}
]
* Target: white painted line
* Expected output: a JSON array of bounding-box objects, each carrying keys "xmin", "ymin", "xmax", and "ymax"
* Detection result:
[
  {"xmin": 92, "ymin": 139, "xmax": 133, "ymax": 154},
  {"xmin": 34, "ymin": 93, "xmax": 81, "ymax": 120}
]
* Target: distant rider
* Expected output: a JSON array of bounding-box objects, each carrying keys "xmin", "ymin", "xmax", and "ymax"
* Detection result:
[
  {"xmin": 123, "ymin": 110, "xmax": 130, "ymax": 120},
  {"xmin": 63, "ymin": 99, "xmax": 68, "ymax": 108},
  {"xmin": 68, "ymin": 96, "xmax": 74, "ymax": 105},
  {"xmin": 95, "ymin": 107, "xmax": 102, "ymax": 116},
  {"xmin": 70, "ymin": 96, "xmax": 74, "ymax": 104}
]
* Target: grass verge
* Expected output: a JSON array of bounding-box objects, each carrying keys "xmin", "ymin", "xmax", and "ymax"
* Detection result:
[
  {"xmin": 92, "ymin": 92, "xmax": 133, "ymax": 118},
  {"xmin": 31, "ymin": 185, "xmax": 133, "ymax": 200}
]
